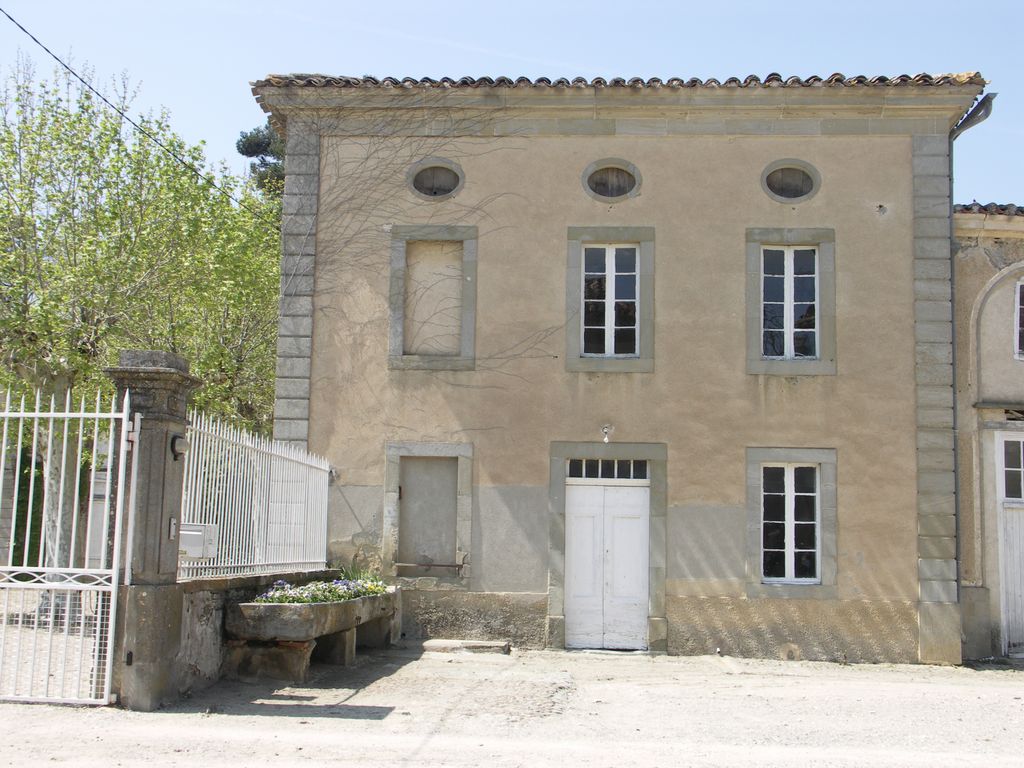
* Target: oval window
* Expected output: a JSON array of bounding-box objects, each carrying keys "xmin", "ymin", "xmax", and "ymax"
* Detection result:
[
  {"xmin": 765, "ymin": 167, "xmax": 814, "ymax": 199},
  {"xmin": 412, "ymin": 165, "xmax": 460, "ymax": 197},
  {"xmin": 587, "ymin": 166, "xmax": 637, "ymax": 199}
]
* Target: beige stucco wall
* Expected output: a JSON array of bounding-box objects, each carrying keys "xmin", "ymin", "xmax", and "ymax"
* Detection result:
[
  {"xmin": 309, "ymin": 133, "xmax": 920, "ymax": 649},
  {"xmin": 953, "ymin": 212, "xmax": 1024, "ymax": 657}
]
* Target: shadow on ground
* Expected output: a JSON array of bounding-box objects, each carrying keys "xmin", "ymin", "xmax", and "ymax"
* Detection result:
[{"xmin": 161, "ymin": 647, "xmax": 424, "ymax": 720}]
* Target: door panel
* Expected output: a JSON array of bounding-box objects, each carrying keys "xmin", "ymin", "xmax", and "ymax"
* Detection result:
[
  {"xmin": 565, "ymin": 483, "xmax": 649, "ymax": 650},
  {"xmin": 565, "ymin": 485, "xmax": 605, "ymax": 648},
  {"xmin": 1001, "ymin": 504, "xmax": 1024, "ymax": 655}
]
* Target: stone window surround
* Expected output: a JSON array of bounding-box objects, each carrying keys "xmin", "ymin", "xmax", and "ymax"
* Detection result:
[
  {"xmin": 746, "ymin": 228, "xmax": 837, "ymax": 376},
  {"xmin": 745, "ymin": 447, "xmax": 838, "ymax": 599},
  {"xmin": 566, "ymin": 227, "xmax": 655, "ymax": 373},
  {"xmin": 388, "ymin": 224, "xmax": 478, "ymax": 370},
  {"xmin": 382, "ymin": 441, "xmax": 473, "ymax": 587},
  {"xmin": 760, "ymin": 158, "xmax": 822, "ymax": 205},
  {"xmin": 406, "ymin": 157, "xmax": 465, "ymax": 202},
  {"xmin": 547, "ymin": 441, "xmax": 668, "ymax": 651}
]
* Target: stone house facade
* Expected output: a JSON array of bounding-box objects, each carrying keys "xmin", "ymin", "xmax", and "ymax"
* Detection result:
[{"xmin": 252, "ymin": 72, "xmax": 989, "ymax": 664}]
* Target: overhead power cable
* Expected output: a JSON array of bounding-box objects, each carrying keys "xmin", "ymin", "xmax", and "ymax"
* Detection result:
[{"xmin": 0, "ymin": 5, "xmax": 277, "ymax": 228}]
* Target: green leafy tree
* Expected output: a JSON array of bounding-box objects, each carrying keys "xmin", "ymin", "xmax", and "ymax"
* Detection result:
[
  {"xmin": 236, "ymin": 118, "xmax": 284, "ymax": 191},
  {"xmin": 0, "ymin": 59, "xmax": 280, "ymax": 432}
]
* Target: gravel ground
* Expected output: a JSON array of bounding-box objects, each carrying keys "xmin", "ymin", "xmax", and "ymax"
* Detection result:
[{"xmin": 1, "ymin": 648, "xmax": 1022, "ymax": 767}]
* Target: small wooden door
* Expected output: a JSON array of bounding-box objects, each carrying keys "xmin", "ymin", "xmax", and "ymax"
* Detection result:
[{"xmin": 565, "ymin": 483, "xmax": 650, "ymax": 649}]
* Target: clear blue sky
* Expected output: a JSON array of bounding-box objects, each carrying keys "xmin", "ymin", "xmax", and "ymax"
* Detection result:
[{"xmin": 0, "ymin": 0, "xmax": 1020, "ymax": 203}]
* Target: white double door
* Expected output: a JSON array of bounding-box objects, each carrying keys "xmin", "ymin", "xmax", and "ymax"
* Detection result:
[{"xmin": 565, "ymin": 483, "xmax": 650, "ymax": 649}]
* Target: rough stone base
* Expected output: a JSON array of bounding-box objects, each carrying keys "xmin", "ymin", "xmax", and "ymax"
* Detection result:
[
  {"xmin": 666, "ymin": 596, "xmax": 918, "ymax": 663},
  {"xmin": 960, "ymin": 586, "xmax": 996, "ymax": 660},
  {"xmin": 223, "ymin": 640, "xmax": 315, "ymax": 683},
  {"xmin": 919, "ymin": 601, "xmax": 963, "ymax": 665},
  {"xmin": 401, "ymin": 591, "xmax": 547, "ymax": 647}
]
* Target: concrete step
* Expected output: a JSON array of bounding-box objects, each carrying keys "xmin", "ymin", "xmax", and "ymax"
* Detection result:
[{"xmin": 419, "ymin": 639, "xmax": 511, "ymax": 655}]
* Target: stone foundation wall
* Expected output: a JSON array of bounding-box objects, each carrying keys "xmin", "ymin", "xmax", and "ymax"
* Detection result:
[
  {"xmin": 666, "ymin": 596, "xmax": 918, "ymax": 663},
  {"xmin": 400, "ymin": 590, "xmax": 547, "ymax": 647}
]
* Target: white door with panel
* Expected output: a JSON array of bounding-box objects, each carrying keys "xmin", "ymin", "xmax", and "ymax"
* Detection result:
[
  {"xmin": 996, "ymin": 434, "xmax": 1024, "ymax": 656},
  {"xmin": 565, "ymin": 482, "xmax": 650, "ymax": 649}
]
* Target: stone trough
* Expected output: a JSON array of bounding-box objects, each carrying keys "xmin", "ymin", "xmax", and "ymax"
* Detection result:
[{"xmin": 223, "ymin": 586, "xmax": 401, "ymax": 683}]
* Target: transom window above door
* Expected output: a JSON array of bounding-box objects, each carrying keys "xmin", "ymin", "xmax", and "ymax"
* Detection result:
[
  {"xmin": 567, "ymin": 458, "xmax": 648, "ymax": 482},
  {"xmin": 582, "ymin": 244, "xmax": 639, "ymax": 357}
]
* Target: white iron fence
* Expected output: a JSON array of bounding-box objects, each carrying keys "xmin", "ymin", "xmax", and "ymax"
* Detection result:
[
  {"xmin": 0, "ymin": 389, "xmax": 133, "ymax": 704},
  {"xmin": 178, "ymin": 411, "xmax": 329, "ymax": 580}
]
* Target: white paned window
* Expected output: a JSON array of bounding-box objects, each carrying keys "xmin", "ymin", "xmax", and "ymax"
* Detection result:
[
  {"xmin": 761, "ymin": 464, "xmax": 819, "ymax": 582},
  {"xmin": 1003, "ymin": 438, "xmax": 1024, "ymax": 500},
  {"xmin": 1016, "ymin": 282, "xmax": 1024, "ymax": 359},
  {"xmin": 761, "ymin": 246, "xmax": 818, "ymax": 359},
  {"xmin": 582, "ymin": 244, "xmax": 638, "ymax": 357}
]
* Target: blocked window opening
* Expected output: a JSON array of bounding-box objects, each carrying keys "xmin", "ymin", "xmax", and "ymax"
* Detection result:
[
  {"xmin": 403, "ymin": 240, "xmax": 463, "ymax": 356},
  {"xmin": 397, "ymin": 456, "xmax": 458, "ymax": 572}
]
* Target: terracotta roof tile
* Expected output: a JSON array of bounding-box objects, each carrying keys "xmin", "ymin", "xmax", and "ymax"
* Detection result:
[
  {"xmin": 955, "ymin": 203, "xmax": 1024, "ymax": 217},
  {"xmin": 252, "ymin": 72, "xmax": 985, "ymax": 90}
]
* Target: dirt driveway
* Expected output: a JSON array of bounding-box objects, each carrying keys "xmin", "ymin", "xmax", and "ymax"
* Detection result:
[{"xmin": 2, "ymin": 648, "xmax": 1022, "ymax": 767}]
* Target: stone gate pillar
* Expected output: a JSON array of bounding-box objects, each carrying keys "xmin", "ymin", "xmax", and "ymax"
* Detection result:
[{"xmin": 107, "ymin": 350, "xmax": 200, "ymax": 711}]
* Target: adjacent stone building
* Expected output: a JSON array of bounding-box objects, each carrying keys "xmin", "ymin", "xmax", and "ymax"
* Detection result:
[
  {"xmin": 953, "ymin": 203, "xmax": 1024, "ymax": 658},
  {"xmin": 252, "ymin": 72, "xmax": 991, "ymax": 664}
]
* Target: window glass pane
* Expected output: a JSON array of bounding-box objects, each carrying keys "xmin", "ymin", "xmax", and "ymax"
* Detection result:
[
  {"xmin": 794, "ymin": 250, "xmax": 816, "ymax": 275},
  {"xmin": 794, "ymin": 494, "xmax": 816, "ymax": 522},
  {"xmin": 794, "ymin": 466, "xmax": 817, "ymax": 493},
  {"xmin": 588, "ymin": 167, "xmax": 636, "ymax": 198},
  {"xmin": 1006, "ymin": 470, "xmax": 1022, "ymax": 499},
  {"xmin": 763, "ymin": 304, "xmax": 784, "ymax": 330},
  {"xmin": 794, "ymin": 276, "xmax": 816, "ymax": 302},
  {"xmin": 601, "ymin": 460, "xmax": 616, "ymax": 478},
  {"xmin": 615, "ymin": 275, "xmax": 636, "ymax": 300},
  {"xmin": 763, "ymin": 276, "xmax": 784, "ymax": 302},
  {"xmin": 762, "ymin": 467, "xmax": 785, "ymax": 493},
  {"xmin": 794, "ymin": 303, "xmax": 816, "ymax": 330},
  {"xmin": 793, "ymin": 331, "xmax": 816, "ymax": 357},
  {"xmin": 614, "ymin": 328, "xmax": 636, "ymax": 355},
  {"xmin": 615, "ymin": 249, "xmax": 636, "ymax": 273},
  {"xmin": 584, "ymin": 276, "xmax": 605, "ymax": 300},
  {"xmin": 766, "ymin": 167, "xmax": 813, "ymax": 199},
  {"xmin": 616, "ymin": 460, "xmax": 632, "ymax": 479},
  {"xmin": 763, "ymin": 250, "xmax": 785, "ymax": 275},
  {"xmin": 1004, "ymin": 440, "xmax": 1021, "ymax": 469},
  {"xmin": 762, "ymin": 331, "xmax": 784, "ymax": 357},
  {"xmin": 584, "ymin": 459, "xmax": 599, "ymax": 478},
  {"xmin": 794, "ymin": 551, "xmax": 817, "ymax": 579},
  {"xmin": 615, "ymin": 301, "xmax": 636, "ymax": 328},
  {"xmin": 795, "ymin": 522, "xmax": 816, "ymax": 550},
  {"xmin": 583, "ymin": 328, "xmax": 605, "ymax": 354},
  {"xmin": 762, "ymin": 551, "xmax": 785, "ymax": 579},
  {"xmin": 584, "ymin": 301, "xmax": 605, "ymax": 327},
  {"xmin": 763, "ymin": 494, "xmax": 785, "ymax": 521},
  {"xmin": 584, "ymin": 248, "xmax": 605, "ymax": 274},
  {"xmin": 568, "ymin": 459, "xmax": 583, "ymax": 477},
  {"xmin": 633, "ymin": 461, "xmax": 648, "ymax": 480},
  {"xmin": 763, "ymin": 522, "xmax": 786, "ymax": 550}
]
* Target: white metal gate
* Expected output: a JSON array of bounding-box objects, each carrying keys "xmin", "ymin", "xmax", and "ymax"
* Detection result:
[
  {"xmin": 0, "ymin": 389, "xmax": 133, "ymax": 704},
  {"xmin": 565, "ymin": 473, "xmax": 650, "ymax": 650}
]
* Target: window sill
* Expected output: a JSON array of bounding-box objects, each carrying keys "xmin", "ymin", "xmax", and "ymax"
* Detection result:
[
  {"xmin": 745, "ymin": 581, "xmax": 837, "ymax": 600},
  {"xmin": 747, "ymin": 358, "xmax": 836, "ymax": 376},
  {"xmin": 389, "ymin": 355, "xmax": 475, "ymax": 371},
  {"xmin": 567, "ymin": 356, "xmax": 654, "ymax": 373}
]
